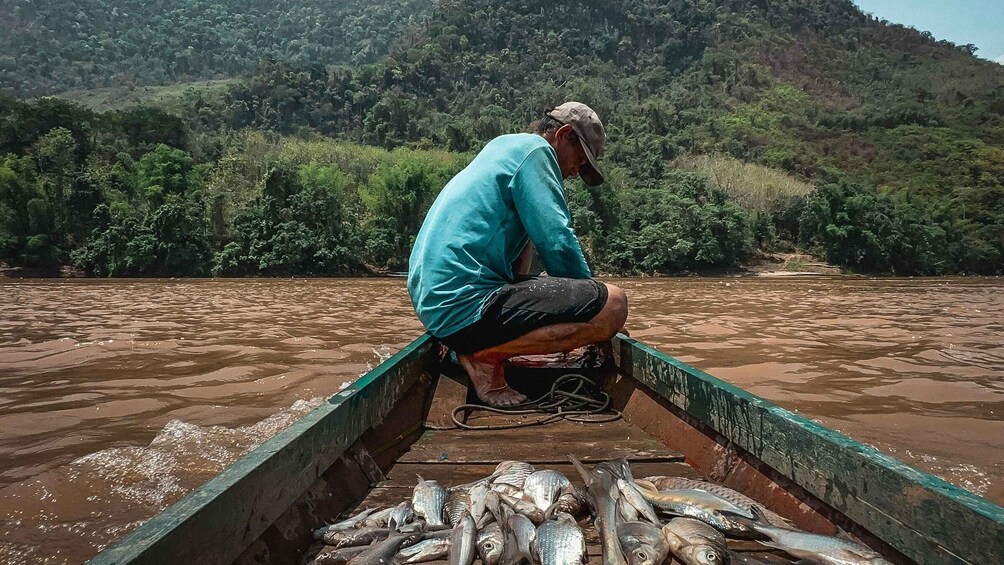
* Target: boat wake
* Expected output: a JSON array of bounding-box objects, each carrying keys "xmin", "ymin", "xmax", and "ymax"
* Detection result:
[{"xmin": 0, "ymin": 397, "xmax": 324, "ymax": 565}]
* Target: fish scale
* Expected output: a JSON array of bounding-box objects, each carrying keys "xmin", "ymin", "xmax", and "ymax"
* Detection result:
[
  {"xmin": 662, "ymin": 517, "xmax": 727, "ymax": 565},
  {"xmin": 642, "ymin": 476, "xmax": 791, "ymax": 527},
  {"xmin": 413, "ymin": 478, "xmax": 449, "ymax": 527},
  {"xmin": 534, "ymin": 514, "xmax": 586, "ymax": 565},
  {"xmin": 523, "ymin": 470, "xmax": 572, "ymax": 510}
]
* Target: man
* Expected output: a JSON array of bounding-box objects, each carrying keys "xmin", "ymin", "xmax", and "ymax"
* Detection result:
[{"xmin": 407, "ymin": 102, "xmax": 628, "ymax": 407}]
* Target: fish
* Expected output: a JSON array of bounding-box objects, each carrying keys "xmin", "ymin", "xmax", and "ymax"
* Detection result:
[
  {"xmin": 633, "ymin": 481, "xmax": 759, "ymax": 538},
  {"xmin": 448, "ymin": 512, "xmax": 477, "ymax": 565},
  {"xmin": 493, "ymin": 498, "xmax": 535, "ymax": 564},
  {"xmin": 662, "ymin": 517, "xmax": 727, "ymax": 565},
  {"xmin": 412, "ymin": 477, "xmax": 449, "ymax": 527},
  {"xmin": 532, "ymin": 512, "xmax": 587, "ymax": 565},
  {"xmin": 594, "ymin": 458, "xmax": 634, "ymax": 481},
  {"xmin": 468, "ymin": 480, "xmax": 491, "ymax": 525},
  {"xmin": 499, "ymin": 492, "xmax": 546, "ymax": 524},
  {"xmin": 314, "ymin": 507, "xmax": 378, "ymax": 539},
  {"xmin": 394, "ymin": 537, "xmax": 451, "ymax": 563},
  {"xmin": 389, "ymin": 501, "xmax": 415, "ymax": 532},
  {"xmin": 618, "ymin": 494, "xmax": 640, "ymax": 522},
  {"xmin": 492, "ymin": 461, "xmax": 536, "ymax": 488},
  {"xmin": 617, "ymin": 479, "xmax": 659, "ymax": 524},
  {"xmin": 446, "ymin": 489, "xmax": 472, "ymax": 527},
  {"xmin": 569, "ymin": 455, "xmax": 627, "ymax": 565},
  {"xmin": 361, "ymin": 506, "xmax": 396, "ymax": 528},
  {"xmin": 643, "ymin": 476, "xmax": 792, "ymax": 527},
  {"xmin": 321, "ymin": 526, "xmax": 390, "ymax": 548},
  {"xmin": 523, "ymin": 470, "xmax": 573, "ymax": 510},
  {"xmin": 545, "ymin": 489, "xmax": 586, "ymax": 519},
  {"xmin": 735, "ymin": 507, "xmax": 892, "ymax": 565},
  {"xmin": 347, "ymin": 531, "xmax": 424, "ymax": 565},
  {"xmin": 313, "ymin": 545, "xmax": 370, "ymax": 565},
  {"xmin": 476, "ymin": 521, "xmax": 505, "ymax": 565},
  {"xmin": 618, "ymin": 521, "xmax": 671, "ymax": 565}
]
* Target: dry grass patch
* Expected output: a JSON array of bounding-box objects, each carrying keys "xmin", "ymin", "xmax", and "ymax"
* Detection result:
[{"xmin": 676, "ymin": 154, "xmax": 814, "ymax": 213}]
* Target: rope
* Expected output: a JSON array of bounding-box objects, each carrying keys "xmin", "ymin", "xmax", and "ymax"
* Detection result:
[{"xmin": 448, "ymin": 373, "xmax": 621, "ymax": 430}]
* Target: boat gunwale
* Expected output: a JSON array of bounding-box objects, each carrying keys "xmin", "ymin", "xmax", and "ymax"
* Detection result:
[
  {"xmin": 86, "ymin": 333, "xmax": 435, "ymax": 565},
  {"xmin": 612, "ymin": 334, "xmax": 1004, "ymax": 565}
]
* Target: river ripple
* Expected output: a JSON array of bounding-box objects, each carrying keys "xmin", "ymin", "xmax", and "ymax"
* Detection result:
[{"xmin": 0, "ymin": 277, "xmax": 1001, "ymax": 563}]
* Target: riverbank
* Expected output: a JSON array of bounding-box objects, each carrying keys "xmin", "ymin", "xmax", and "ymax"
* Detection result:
[{"xmin": 1, "ymin": 253, "xmax": 847, "ymax": 279}]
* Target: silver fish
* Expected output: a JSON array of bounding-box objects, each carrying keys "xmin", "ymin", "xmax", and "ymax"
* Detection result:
[
  {"xmin": 741, "ymin": 508, "xmax": 891, "ymax": 565},
  {"xmin": 448, "ymin": 512, "xmax": 477, "ymax": 565},
  {"xmin": 545, "ymin": 489, "xmax": 585, "ymax": 519},
  {"xmin": 569, "ymin": 455, "xmax": 627, "ymax": 565},
  {"xmin": 633, "ymin": 481, "xmax": 758, "ymax": 538},
  {"xmin": 594, "ymin": 458, "xmax": 634, "ymax": 481},
  {"xmin": 523, "ymin": 470, "xmax": 572, "ymax": 510},
  {"xmin": 446, "ymin": 489, "xmax": 472, "ymax": 527},
  {"xmin": 494, "ymin": 499, "xmax": 535, "ymax": 564},
  {"xmin": 533, "ymin": 512, "xmax": 586, "ymax": 565},
  {"xmin": 322, "ymin": 526, "xmax": 391, "ymax": 548},
  {"xmin": 389, "ymin": 501, "xmax": 415, "ymax": 532},
  {"xmin": 618, "ymin": 521, "xmax": 670, "ymax": 565},
  {"xmin": 499, "ymin": 492, "xmax": 546, "ymax": 524},
  {"xmin": 617, "ymin": 479, "xmax": 659, "ymax": 524},
  {"xmin": 361, "ymin": 506, "xmax": 396, "ymax": 528},
  {"xmin": 314, "ymin": 507, "xmax": 377, "ymax": 539},
  {"xmin": 313, "ymin": 544, "xmax": 369, "ymax": 565},
  {"xmin": 643, "ymin": 476, "xmax": 791, "ymax": 527},
  {"xmin": 662, "ymin": 517, "xmax": 727, "ymax": 565},
  {"xmin": 394, "ymin": 537, "xmax": 451, "ymax": 563},
  {"xmin": 468, "ymin": 480, "xmax": 491, "ymax": 525},
  {"xmin": 618, "ymin": 494, "xmax": 640, "ymax": 522},
  {"xmin": 492, "ymin": 461, "xmax": 536, "ymax": 488},
  {"xmin": 476, "ymin": 521, "xmax": 504, "ymax": 565},
  {"xmin": 491, "ymin": 483, "xmax": 524, "ymax": 498},
  {"xmin": 348, "ymin": 531, "xmax": 424, "ymax": 565},
  {"xmin": 413, "ymin": 477, "xmax": 449, "ymax": 527}
]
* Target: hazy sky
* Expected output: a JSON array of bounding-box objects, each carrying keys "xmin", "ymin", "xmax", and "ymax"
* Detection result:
[{"xmin": 852, "ymin": 0, "xmax": 1004, "ymax": 64}]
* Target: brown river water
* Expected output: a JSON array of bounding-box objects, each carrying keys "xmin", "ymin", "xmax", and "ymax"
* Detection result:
[{"xmin": 0, "ymin": 277, "xmax": 1001, "ymax": 564}]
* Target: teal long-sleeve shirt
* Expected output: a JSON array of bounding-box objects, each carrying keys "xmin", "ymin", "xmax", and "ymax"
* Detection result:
[{"xmin": 407, "ymin": 133, "xmax": 592, "ymax": 338}]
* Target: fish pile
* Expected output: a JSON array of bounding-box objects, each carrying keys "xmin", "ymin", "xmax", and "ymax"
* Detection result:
[{"xmin": 308, "ymin": 457, "xmax": 891, "ymax": 565}]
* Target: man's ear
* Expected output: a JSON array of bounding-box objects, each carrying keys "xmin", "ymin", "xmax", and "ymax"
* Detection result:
[{"xmin": 556, "ymin": 123, "xmax": 575, "ymax": 139}]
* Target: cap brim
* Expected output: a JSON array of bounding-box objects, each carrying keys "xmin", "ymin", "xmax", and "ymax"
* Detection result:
[{"xmin": 577, "ymin": 137, "xmax": 604, "ymax": 186}]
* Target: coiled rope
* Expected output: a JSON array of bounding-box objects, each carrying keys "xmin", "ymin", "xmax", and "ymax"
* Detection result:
[{"xmin": 449, "ymin": 373, "xmax": 621, "ymax": 430}]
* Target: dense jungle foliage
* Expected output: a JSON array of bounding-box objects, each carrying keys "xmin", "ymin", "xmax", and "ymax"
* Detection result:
[{"xmin": 1, "ymin": 0, "xmax": 1002, "ymax": 276}]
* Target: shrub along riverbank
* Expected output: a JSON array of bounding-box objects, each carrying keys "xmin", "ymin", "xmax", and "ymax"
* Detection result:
[{"xmin": 0, "ymin": 95, "xmax": 1000, "ymax": 277}]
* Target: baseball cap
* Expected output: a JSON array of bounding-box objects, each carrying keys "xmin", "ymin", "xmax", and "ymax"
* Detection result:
[{"xmin": 546, "ymin": 101, "xmax": 606, "ymax": 186}]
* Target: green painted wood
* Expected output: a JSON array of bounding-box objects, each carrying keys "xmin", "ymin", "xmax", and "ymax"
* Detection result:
[
  {"xmin": 613, "ymin": 335, "xmax": 1004, "ymax": 565},
  {"xmin": 87, "ymin": 333, "xmax": 434, "ymax": 565}
]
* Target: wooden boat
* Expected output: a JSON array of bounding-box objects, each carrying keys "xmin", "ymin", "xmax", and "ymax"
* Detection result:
[{"xmin": 88, "ymin": 334, "xmax": 1004, "ymax": 565}]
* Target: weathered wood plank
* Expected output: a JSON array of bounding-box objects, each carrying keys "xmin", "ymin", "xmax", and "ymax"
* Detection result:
[
  {"xmin": 399, "ymin": 418, "xmax": 683, "ymax": 464},
  {"xmin": 613, "ymin": 335, "xmax": 1004, "ymax": 565},
  {"xmin": 87, "ymin": 334, "xmax": 435, "ymax": 565}
]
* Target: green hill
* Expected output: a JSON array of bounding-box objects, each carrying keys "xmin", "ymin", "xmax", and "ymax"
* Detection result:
[
  {"xmin": 1, "ymin": 0, "xmax": 1002, "ymax": 275},
  {"xmin": 1, "ymin": 0, "xmax": 434, "ymax": 96}
]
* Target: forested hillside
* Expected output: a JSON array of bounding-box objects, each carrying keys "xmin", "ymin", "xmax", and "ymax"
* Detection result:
[
  {"xmin": 2, "ymin": 0, "xmax": 1002, "ymax": 276},
  {"xmin": 0, "ymin": 0, "xmax": 434, "ymax": 96}
]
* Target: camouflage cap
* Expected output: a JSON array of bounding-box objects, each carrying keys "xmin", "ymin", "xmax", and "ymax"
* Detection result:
[{"xmin": 546, "ymin": 101, "xmax": 606, "ymax": 186}]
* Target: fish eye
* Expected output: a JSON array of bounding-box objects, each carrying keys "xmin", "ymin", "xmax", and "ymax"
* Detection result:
[{"xmin": 636, "ymin": 550, "xmax": 648, "ymax": 560}]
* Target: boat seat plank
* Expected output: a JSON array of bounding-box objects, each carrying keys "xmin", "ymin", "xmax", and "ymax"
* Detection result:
[{"xmin": 399, "ymin": 418, "xmax": 683, "ymax": 464}]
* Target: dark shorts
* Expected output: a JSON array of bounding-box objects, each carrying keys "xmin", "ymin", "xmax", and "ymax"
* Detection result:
[{"xmin": 440, "ymin": 277, "xmax": 608, "ymax": 355}]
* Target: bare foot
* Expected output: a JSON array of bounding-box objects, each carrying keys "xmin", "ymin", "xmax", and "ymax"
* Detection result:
[{"xmin": 458, "ymin": 355, "xmax": 528, "ymax": 407}]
